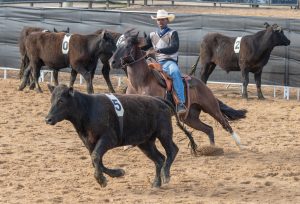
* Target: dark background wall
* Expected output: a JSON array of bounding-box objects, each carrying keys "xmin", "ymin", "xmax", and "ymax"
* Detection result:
[{"xmin": 0, "ymin": 6, "xmax": 299, "ymax": 86}]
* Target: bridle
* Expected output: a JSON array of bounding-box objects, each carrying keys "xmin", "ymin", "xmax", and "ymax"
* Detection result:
[{"xmin": 120, "ymin": 45, "xmax": 148, "ymax": 68}]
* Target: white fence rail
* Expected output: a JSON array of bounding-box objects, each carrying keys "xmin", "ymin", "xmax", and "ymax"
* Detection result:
[{"xmin": 1, "ymin": 66, "xmax": 299, "ymax": 100}]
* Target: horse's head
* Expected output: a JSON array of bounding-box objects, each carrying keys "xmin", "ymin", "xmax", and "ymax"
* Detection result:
[
  {"xmin": 110, "ymin": 30, "xmax": 142, "ymax": 69},
  {"xmin": 98, "ymin": 30, "xmax": 117, "ymax": 55}
]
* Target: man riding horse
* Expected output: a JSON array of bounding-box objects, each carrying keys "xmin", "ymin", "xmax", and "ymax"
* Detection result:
[{"xmin": 141, "ymin": 10, "xmax": 187, "ymax": 115}]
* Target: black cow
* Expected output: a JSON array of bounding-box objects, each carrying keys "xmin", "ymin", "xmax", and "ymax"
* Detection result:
[
  {"xmin": 45, "ymin": 84, "xmax": 197, "ymax": 188},
  {"xmin": 195, "ymin": 22, "xmax": 290, "ymax": 99}
]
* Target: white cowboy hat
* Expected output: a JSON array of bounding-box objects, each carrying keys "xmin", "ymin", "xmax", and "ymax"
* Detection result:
[{"xmin": 151, "ymin": 10, "xmax": 175, "ymax": 22}]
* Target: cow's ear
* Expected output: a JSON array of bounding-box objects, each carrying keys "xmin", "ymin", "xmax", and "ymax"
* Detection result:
[
  {"xmin": 47, "ymin": 84, "xmax": 55, "ymax": 93},
  {"xmin": 68, "ymin": 87, "xmax": 74, "ymax": 96},
  {"xmin": 53, "ymin": 27, "xmax": 58, "ymax": 32},
  {"xmin": 264, "ymin": 22, "xmax": 270, "ymax": 29},
  {"xmin": 100, "ymin": 30, "xmax": 106, "ymax": 39}
]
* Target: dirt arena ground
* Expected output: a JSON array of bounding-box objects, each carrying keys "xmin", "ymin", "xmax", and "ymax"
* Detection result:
[
  {"xmin": 1, "ymin": 4, "xmax": 300, "ymax": 203},
  {"xmin": 0, "ymin": 73, "xmax": 299, "ymax": 203}
]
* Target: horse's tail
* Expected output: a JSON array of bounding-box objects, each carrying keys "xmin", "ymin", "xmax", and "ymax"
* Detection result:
[
  {"xmin": 19, "ymin": 50, "xmax": 29, "ymax": 79},
  {"xmin": 156, "ymin": 97, "xmax": 198, "ymax": 156},
  {"xmin": 218, "ymin": 99, "xmax": 247, "ymax": 121},
  {"xmin": 189, "ymin": 55, "xmax": 200, "ymax": 76}
]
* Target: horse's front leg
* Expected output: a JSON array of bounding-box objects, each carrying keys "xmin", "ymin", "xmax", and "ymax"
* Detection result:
[
  {"xmin": 102, "ymin": 62, "xmax": 115, "ymax": 93},
  {"xmin": 254, "ymin": 70, "xmax": 265, "ymax": 100},
  {"xmin": 241, "ymin": 69, "xmax": 249, "ymax": 99}
]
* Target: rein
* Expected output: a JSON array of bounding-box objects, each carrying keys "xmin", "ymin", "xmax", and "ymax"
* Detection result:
[{"xmin": 121, "ymin": 47, "xmax": 148, "ymax": 68}]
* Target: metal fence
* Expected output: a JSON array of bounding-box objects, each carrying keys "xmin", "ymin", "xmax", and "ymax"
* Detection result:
[{"xmin": 0, "ymin": 0, "xmax": 299, "ymax": 7}]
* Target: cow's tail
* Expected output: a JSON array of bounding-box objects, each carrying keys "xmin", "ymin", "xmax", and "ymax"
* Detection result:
[
  {"xmin": 19, "ymin": 51, "xmax": 29, "ymax": 79},
  {"xmin": 189, "ymin": 55, "xmax": 200, "ymax": 76},
  {"xmin": 218, "ymin": 99, "xmax": 247, "ymax": 121},
  {"xmin": 156, "ymin": 97, "xmax": 198, "ymax": 156}
]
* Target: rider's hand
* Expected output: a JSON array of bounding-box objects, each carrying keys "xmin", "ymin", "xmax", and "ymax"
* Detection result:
[{"xmin": 146, "ymin": 49, "xmax": 156, "ymax": 57}]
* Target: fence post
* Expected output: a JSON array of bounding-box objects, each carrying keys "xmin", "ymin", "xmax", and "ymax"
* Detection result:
[
  {"xmin": 171, "ymin": 1, "xmax": 174, "ymax": 5},
  {"xmin": 127, "ymin": 0, "xmax": 130, "ymax": 7},
  {"xmin": 106, "ymin": 0, "xmax": 109, "ymax": 9},
  {"xmin": 88, "ymin": 1, "xmax": 92, "ymax": 9},
  {"xmin": 144, "ymin": 0, "xmax": 147, "ymax": 6}
]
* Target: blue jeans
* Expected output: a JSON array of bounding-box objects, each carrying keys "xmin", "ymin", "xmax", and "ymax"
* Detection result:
[{"xmin": 159, "ymin": 60, "xmax": 185, "ymax": 104}]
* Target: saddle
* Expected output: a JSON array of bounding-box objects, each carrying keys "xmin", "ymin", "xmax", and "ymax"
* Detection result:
[{"xmin": 148, "ymin": 60, "xmax": 191, "ymax": 118}]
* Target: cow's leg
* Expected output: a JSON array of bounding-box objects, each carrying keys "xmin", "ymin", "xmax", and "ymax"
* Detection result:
[
  {"xmin": 69, "ymin": 69, "xmax": 78, "ymax": 88},
  {"xmin": 32, "ymin": 63, "xmax": 43, "ymax": 93},
  {"xmin": 138, "ymin": 141, "xmax": 165, "ymax": 188},
  {"xmin": 254, "ymin": 70, "xmax": 264, "ymax": 100},
  {"xmin": 200, "ymin": 62, "xmax": 216, "ymax": 83},
  {"xmin": 157, "ymin": 127, "xmax": 179, "ymax": 184},
  {"xmin": 18, "ymin": 66, "xmax": 31, "ymax": 91},
  {"xmin": 53, "ymin": 70, "xmax": 59, "ymax": 86},
  {"xmin": 91, "ymin": 137, "xmax": 117, "ymax": 187},
  {"xmin": 29, "ymin": 73, "xmax": 36, "ymax": 90},
  {"xmin": 102, "ymin": 62, "xmax": 115, "ymax": 93},
  {"xmin": 241, "ymin": 69, "xmax": 249, "ymax": 99},
  {"xmin": 82, "ymin": 71, "xmax": 93, "ymax": 94}
]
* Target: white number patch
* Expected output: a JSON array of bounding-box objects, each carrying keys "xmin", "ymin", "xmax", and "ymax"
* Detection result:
[
  {"xmin": 105, "ymin": 93, "xmax": 124, "ymax": 117},
  {"xmin": 234, "ymin": 36, "xmax": 242, "ymax": 54},
  {"xmin": 62, "ymin": 33, "xmax": 72, "ymax": 54}
]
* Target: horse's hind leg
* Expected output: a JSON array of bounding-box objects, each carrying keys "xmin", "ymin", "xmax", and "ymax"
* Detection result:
[
  {"xmin": 184, "ymin": 109, "xmax": 215, "ymax": 145},
  {"xmin": 102, "ymin": 62, "xmax": 115, "ymax": 93},
  {"xmin": 138, "ymin": 141, "xmax": 165, "ymax": 188}
]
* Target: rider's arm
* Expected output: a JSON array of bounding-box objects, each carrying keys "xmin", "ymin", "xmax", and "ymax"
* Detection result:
[{"xmin": 157, "ymin": 31, "xmax": 179, "ymax": 54}]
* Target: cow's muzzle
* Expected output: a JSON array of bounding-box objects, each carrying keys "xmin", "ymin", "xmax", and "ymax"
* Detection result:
[{"xmin": 45, "ymin": 116, "xmax": 56, "ymax": 125}]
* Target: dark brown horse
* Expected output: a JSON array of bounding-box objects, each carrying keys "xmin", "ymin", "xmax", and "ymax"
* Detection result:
[
  {"xmin": 19, "ymin": 30, "xmax": 116, "ymax": 93},
  {"xmin": 110, "ymin": 31, "xmax": 247, "ymax": 148},
  {"xmin": 18, "ymin": 26, "xmax": 70, "ymax": 88}
]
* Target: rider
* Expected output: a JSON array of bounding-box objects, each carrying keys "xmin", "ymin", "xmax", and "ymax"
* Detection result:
[{"xmin": 141, "ymin": 9, "xmax": 186, "ymax": 115}]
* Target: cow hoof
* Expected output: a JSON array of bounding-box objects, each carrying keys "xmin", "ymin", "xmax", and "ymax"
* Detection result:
[
  {"xmin": 107, "ymin": 169, "xmax": 125, "ymax": 177},
  {"xmin": 152, "ymin": 180, "xmax": 161, "ymax": 188},
  {"xmin": 160, "ymin": 167, "xmax": 170, "ymax": 184},
  {"xmin": 95, "ymin": 173, "xmax": 107, "ymax": 188}
]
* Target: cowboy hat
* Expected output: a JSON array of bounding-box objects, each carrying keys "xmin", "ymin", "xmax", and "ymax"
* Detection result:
[{"xmin": 151, "ymin": 10, "xmax": 175, "ymax": 22}]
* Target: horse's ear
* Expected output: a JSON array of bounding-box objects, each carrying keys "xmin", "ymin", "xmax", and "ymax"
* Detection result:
[
  {"xmin": 143, "ymin": 31, "xmax": 147, "ymax": 38},
  {"xmin": 47, "ymin": 84, "xmax": 55, "ymax": 93},
  {"xmin": 67, "ymin": 27, "xmax": 70, "ymax": 33},
  {"xmin": 53, "ymin": 28, "xmax": 58, "ymax": 32},
  {"xmin": 68, "ymin": 87, "xmax": 74, "ymax": 96},
  {"xmin": 264, "ymin": 22, "xmax": 270, "ymax": 29}
]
